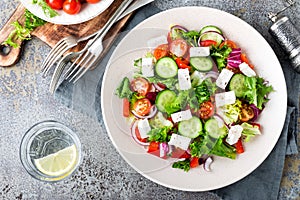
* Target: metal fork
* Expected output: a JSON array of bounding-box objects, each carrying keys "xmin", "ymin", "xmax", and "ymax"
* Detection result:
[
  {"xmin": 41, "ymin": 0, "xmax": 139, "ymax": 77},
  {"xmin": 61, "ymin": 0, "xmax": 134, "ymax": 83}
]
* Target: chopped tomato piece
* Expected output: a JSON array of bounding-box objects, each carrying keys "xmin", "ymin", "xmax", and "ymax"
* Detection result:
[
  {"xmin": 175, "ymin": 57, "xmax": 191, "ymax": 70},
  {"xmin": 241, "ymin": 53, "xmax": 254, "ymax": 69},
  {"xmin": 148, "ymin": 141, "xmax": 159, "ymax": 152},
  {"xmin": 153, "ymin": 44, "xmax": 169, "ymax": 60},
  {"xmin": 199, "ymin": 101, "xmax": 214, "ymax": 120},
  {"xmin": 190, "ymin": 157, "xmax": 199, "ymax": 168},
  {"xmin": 132, "ymin": 98, "xmax": 152, "ymax": 116},
  {"xmin": 200, "ymin": 40, "xmax": 217, "ymax": 47},
  {"xmin": 235, "ymin": 139, "xmax": 244, "ymax": 154},
  {"xmin": 130, "ymin": 77, "xmax": 150, "ymax": 96},
  {"xmin": 123, "ymin": 98, "xmax": 130, "ymax": 117},
  {"xmin": 219, "ymin": 40, "xmax": 238, "ymax": 49}
]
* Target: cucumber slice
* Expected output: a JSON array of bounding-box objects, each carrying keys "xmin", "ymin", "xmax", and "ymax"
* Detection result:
[
  {"xmin": 229, "ymin": 73, "xmax": 247, "ymax": 97},
  {"xmin": 155, "ymin": 90, "xmax": 177, "ymax": 113},
  {"xmin": 199, "ymin": 31, "xmax": 225, "ymax": 46},
  {"xmin": 204, "ymin": 118, "xmax": 226, "ymax": 138},
  {"xmin": 155, "ymin": 57, "xmax": 178, "ymax": 79},
  {"xmin": 190, "ymin": 56, "xmax": 213, "ymax": 72},
  {"xmin": 199, "ymin": 25, "xmax": 223, "ymax": 35},
  {"xmin": 178, "ymin": 116, "xmax": 202, "ymax": 138}
]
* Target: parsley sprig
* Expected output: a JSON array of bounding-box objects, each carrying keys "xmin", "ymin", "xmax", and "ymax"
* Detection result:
[{"xmin": 2, "ymin": 10, "xmax": 46, "ymax": 48}]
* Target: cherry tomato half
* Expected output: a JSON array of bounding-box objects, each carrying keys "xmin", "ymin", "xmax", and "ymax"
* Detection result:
[
  {"xmin": 199, "ymin": 101, "xmax": 214, "ymax": 120},
  {"xmin": 133, "ymin": 98, "xmax": 152, "ymax": 116},
  {"xmin": 130, "ymin": 77, "xmax": 150, "ymax": 96},
  {"xmin": 153, "ymin": 44, "xmax": 169, "ymax": 60},
  {"xmin": 219, "ymin": 40, "xmax": 238, "ymax": 49},
  {"xmin": 239, "ymin": 104, "xmax": 255, "ymax": 122},
  {"xmin": 63, "ymin": 0, "xmax": 81, "ymax": 15},
  {"xmin": 169, "ymin": 39, "xmax": 188, "ymax": 57},
  {"xmin": 46, "ymin": 0, "xmax": 64, "ymax": 10},
  {"xmin": 86, "ymin": 0, "xmax": 101, "ymax": 3}
]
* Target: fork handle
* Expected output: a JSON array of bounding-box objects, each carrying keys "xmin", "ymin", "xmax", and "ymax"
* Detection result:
[{"xmin": 87, "ymin": 0, "xmax": 134, "ymax": 48}]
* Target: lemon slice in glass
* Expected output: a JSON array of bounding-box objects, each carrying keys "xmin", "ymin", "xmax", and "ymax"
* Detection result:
[{"xmin": 34, "ymin": 144, "xmax": 78, "ymax": 177}]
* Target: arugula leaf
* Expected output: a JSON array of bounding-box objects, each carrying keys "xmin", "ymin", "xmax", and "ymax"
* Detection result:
[
  {"xmin": 115, "ymin": 77, "xmax": 133, "ymax": 100},
  {"xmin": 243, "ymin": 76, "xmax": 274, "ymax": 109},
  {"xmin": 210, "ymin": 135, "xmax": 237, "ymax": 159},
  {"xmin": 2, "ymin": 21, "xmax": 31, "ymax": 48},
  {"xmin": 2, "ymin": 10, "xmax": 46, "ymax": 48},
  {"xmin": 210, "ymin": 45, "xmax": 232, "ymax": 71},
  {"xmin": 31, "ymin": 0, "xmax": 58, "ymax": 18},
  {"xmin": 147, "ymin": 127, "xmax": 172, "ymax": 142},
  {"xmin": 172, "ymin": 159, "xmax": 190, "ymax": 172},
  {"xmin": 147, "ymin": 76, "xmax": 178, "ymax": 90},
  {"xmin": 181, "ymin": 30, "xmax": 200, "ymax": 46},
  {"xmin": 194, "ymin": 80, "xmax": 211, "ymax": 104},
  {"xmin": 24, "ymin": 9, "xmax": 46, "ymax": 31}
]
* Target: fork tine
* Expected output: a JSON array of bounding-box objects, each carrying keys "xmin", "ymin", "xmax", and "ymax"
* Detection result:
[
  {"xmin": 49, "ymin": 55, "xmax": 70, "ymax": 94},
  {"xmin": 72, "ymin": 55, "xmax": 97, "ymax": 83},
  {"xmin": 42, "ymin": 39, "xmax": 67, "ymax": 71},
  {"xmin": 42, "ymin": 42, "xmax": 69, "ymax": 77},
  {"xmin": 69, "ymin": 53, "xmax": 95, "ymax": 82},
  {"xmin": 64, "ymin": 51, "xmax": 91, "ymax": 80}
]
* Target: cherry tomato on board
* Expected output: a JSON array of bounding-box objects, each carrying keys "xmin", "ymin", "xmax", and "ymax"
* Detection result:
[
  {"xmin": 199, "ymin": 101, "xmax": 214, "ymax": 120},
  {"xmin": 46, "ymin": 0, "xmax": 64, "ymax": 10},
  {"xmin": 153, "ymin": 44, "xmax": 169, "ymax": 60},
  {"xmin": 63, "ymin": 0, "xmax": 81, "ymax": 15},
  {"xmin": 169, "ymin": 38, "xmax": 189, "ymax": 57},
  {"xmin": 132, "ymin": 98, "xmax": 152, "ymax": 116},
  {"xmin": 86, "ymin": 0, "xmax": 101, "ymax": 3},
  {"xmin": 130, "ymin": 77, "xmax": 150, "ymax": 96}
]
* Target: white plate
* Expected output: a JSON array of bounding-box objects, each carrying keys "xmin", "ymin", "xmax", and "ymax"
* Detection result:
[
  {"xmin": 20, "ymin": 0, "xmax": 114, "ymax": 25},
  {"xmin": 101, "ymin": 7, "xmax": 287, "ymax": 191}
]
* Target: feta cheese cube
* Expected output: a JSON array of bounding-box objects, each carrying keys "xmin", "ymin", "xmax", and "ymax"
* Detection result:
[
  {"xmin": 216, "ymin": 68, "xmax": 234, "ymax": 89},
  {"xmin": 141, "ymin": 57, "xmax": 154, "ymax": 77},
  {"xmin": 147, "ymin": 35, "xmax": 168, "ymax": 49},
  {"xmin": 178, "ymin": 68, "xmax": 191, "ymax": 90},
  {"xmin": 168, "ymin": 134, "xmax": 191, "ymax": 150},
  {"xmin": 171, "ymin": 109, "xmax": 192, "ymax": 123},
  {"xmin": 137, "ymin": 119, "xmax": 151, "ymax": 139},
  {"xmin": 215, "ymin": 91, "xmax": 236, "ymax": 107},
  {"xmin": 189, "ymin": 47, "xmax": 210, "ymax": 57},
  {"xmin": 239, "ymin": 62, "xmax": 256, "ymax": 77},
  {"xmin": 226, "ymin": 125, "xmax": 243, "ymax": 145}
]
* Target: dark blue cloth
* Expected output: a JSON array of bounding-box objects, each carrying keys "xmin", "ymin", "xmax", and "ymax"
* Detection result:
[{"xmin": 55, "ymin": 3, "xmax": 299, "ymax": 199}]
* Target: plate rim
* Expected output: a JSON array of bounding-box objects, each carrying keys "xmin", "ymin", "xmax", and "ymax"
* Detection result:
[
  {"xmin": 101, "ymin": 6, "xmax": 287, "ymax": 191},
  {"xmin": 19, "ymin": 0, "xmax": 114, "ymax": 25}
]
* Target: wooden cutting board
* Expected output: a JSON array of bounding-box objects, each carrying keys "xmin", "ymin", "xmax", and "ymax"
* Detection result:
[{"xmin": 0, "ymin": 0, "xmax": 133, "ymax": 67}]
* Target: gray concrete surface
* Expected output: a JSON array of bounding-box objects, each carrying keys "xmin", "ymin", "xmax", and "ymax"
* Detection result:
[{"xmin": 0, "ymin": 0, "xmax": 299, "ymax": 199}]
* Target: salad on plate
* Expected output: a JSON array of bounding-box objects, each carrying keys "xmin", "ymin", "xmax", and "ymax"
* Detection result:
[{"xmin": 115, "ymin": 24, "xmax": 273, "ymax": 172}]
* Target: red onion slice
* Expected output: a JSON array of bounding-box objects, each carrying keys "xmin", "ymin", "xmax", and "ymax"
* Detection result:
[
  {"xmin": 130, "ymin": 120, "xmax": 150, "ymax": 146},
  {"xmin": 203, "ymin": 156, "xmax": 213, "ymax": 172},
  {"xmin": 202, "ymin": 71, "xmax": 219, "ymax": 80}
]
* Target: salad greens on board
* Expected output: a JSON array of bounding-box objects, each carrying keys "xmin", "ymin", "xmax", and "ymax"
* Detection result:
[{"xmin": 115, "ymin": 24, "xmax": 273, "ymax": 172}]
